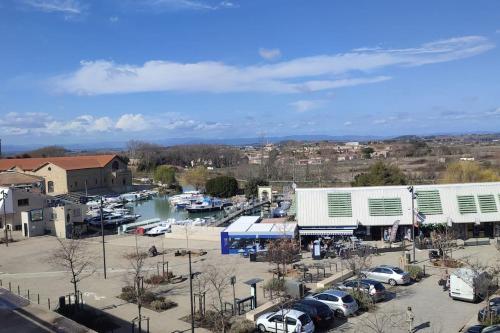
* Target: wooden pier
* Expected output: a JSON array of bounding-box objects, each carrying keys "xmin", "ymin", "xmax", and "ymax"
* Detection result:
[{"xmin": 214, "ymin": 200, "xmax": 270, "ymax": 227}]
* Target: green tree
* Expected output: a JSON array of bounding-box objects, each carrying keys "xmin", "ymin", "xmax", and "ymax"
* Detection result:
[
  {"xmin": 154, "ymin": 165, "xmax": 176, "ymax": 185},
  {"xmin": 351, "ymin": 161, "xmax": 407, "ymax": 187},
  {"xmin": 440, "ymin": 161, "xmax": 500, "ymax": 184},
  {"xmin": 205, "ymin": 176, "xmax": 239, "ymax": 198},
  {"xmin": 181, "ymin": 166, "xmax": 209, "ymax": 190},
  {"xmin": 244, "ymin": 177, "xmax": 269, "ymax": 198},
  {"xmin": 361, "ymin": 147, "xmax": 374, "ymax": 159}
]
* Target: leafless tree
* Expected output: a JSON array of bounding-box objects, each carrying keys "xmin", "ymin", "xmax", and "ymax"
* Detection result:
[
  {"xmin": 123, "ymin": 237, "xmax": 151, "ymax": 330},
  {"xmin": 266, "ymin": 238, "xmax": 300, "ymax": 280},
  {"xmin": 359, "ymin": 310, "xmax": 404, "ymax": 333},
  {"xmin": 50, "ymin": 236, "xmax": 95, "ymax": 308},
  {"xmin": 346, "ymin": 252, "xmax": 373, "ymax": 278},
  {"xmin": 203, "ymin": 263, "xmax": 236, "ymax": 332}
]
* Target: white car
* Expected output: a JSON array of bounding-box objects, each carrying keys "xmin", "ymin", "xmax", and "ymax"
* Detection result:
[
  {"xmin": 307, "ymin": 290, "xmax": 358, "ymax": 317},
  {"xmin": 256, "ymin": 309, "xmax": 315, "ymax": 333},
  {"xmin": 145, "ymin": 223, "xmax": 172, "ymax": 236}
]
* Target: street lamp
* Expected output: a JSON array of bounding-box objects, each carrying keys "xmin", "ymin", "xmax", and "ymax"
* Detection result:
[
  {"xmin": 100, "ymin": 197, "xmax": 107, "ymax": 279},
  {"xmin": 1, "ymin": 190, "xmax": 8, "ymax": 247},
  {"xmin": 407, "ymin": 186, "xmax": 416, "ymax": 262}
]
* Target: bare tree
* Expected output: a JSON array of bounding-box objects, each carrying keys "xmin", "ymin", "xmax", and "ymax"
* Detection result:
[
  {"xmin": 50, "ymin": 236, "xmax": 95, "ymax": 308},
  {"xmin": 346, "ymin": 253, "xmax": 373, "ymax": 278},
  {"xmin": 123, "ymin": 237, "xmax": 151, "ymax": 331},
  {"xmin": 359, "ymin": 310, "xmax": 404, "ymax": 333},
  {"xmin": 266, "ymin": 238, "xmax": 300, "ymax": 280},
  {"xmin": 203, "ymin": 263, "xmax": 236, "ymax": 332},
  {"xmin": 430, "ymin": 226, "xmax": 458, "ymax": 266}
]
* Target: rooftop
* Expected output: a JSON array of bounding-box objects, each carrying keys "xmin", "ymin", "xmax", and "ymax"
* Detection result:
[
  {"xmin": 0, "ymin": 155, "xmax": 119, "ymax": 172},
  {"xmin": 0, "ymin": 171, "xmax": 44, "ymax": 186}
]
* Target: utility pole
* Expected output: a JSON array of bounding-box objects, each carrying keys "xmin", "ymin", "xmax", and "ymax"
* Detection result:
[
  {"xmin": 1, "ymin": 190, "xmax": 8, "ymax": 247},
  {"xmin": 188, "ymin": 251, "xmax": 195, "ymax": 333},
  {"xmin": 100, "ymin": 197, "xmax": 107, "ymax": 279},
  {"xmin": 408, "ymin": 186, "xmax": 416, "ymax": 262}
]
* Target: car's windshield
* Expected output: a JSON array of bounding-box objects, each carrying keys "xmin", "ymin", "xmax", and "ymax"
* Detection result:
[
  {"xmin": 342, "ymin": 295, "xmax": 355, "ymax": 303},
  {"xmin": 298, "ymin": 314, "xmax": 311, "ymax": 325},
  {"xmin": 392, "ymin": 267, "xmax": 404, "ymax": 274},
  {"xmin": 374, "ymin": 282, "xmax": 385, "ymax": 291}
]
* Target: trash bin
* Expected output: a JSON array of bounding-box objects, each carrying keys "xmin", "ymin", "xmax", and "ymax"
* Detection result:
[
  {"xmin": 249, "ymin": 253, "xmax": 257, "ymax": 262},
  {"xmin": 59, "ymin": 296, "xmax": 66, "ymax": 309}
]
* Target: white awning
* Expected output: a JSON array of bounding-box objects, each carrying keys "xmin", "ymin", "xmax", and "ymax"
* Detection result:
[{"xmin": 299, "ymin": 229, "xmax": 354, "ymax": 236}]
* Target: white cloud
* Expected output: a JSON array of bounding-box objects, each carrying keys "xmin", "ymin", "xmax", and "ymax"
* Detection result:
[
  {"xmin": 137, "ymin": 0, "xmax": 235, "ymax": 11},
  {"xmin": 22, "ymin": 0, "xmax": 83, "ymax": 14},
  {"xmin": 115, "ymin": 114, "xmax": 149, "ymax": 132},
  {"xmin": 373, "ymin": 119, "xmax": 387, "ymax": 125},
  {"xmin": 52, "ymin": 35, "xmax": 494, "ymax": 95},
  {"xmin": 289, "ymin": 100, "xmax": 326, "ymax": 112},
  {"xmin": 42, "ymin": 115, "xmax": 113, "ymax": 135},
  {"xmin": 344, "ymin": 121, "xmax": 352, "ymax": 126},
  {"xmin": 109, "ymin": 16, "xmax": 119, "ymax": 23},
  {"xmin": 259, "ymin": 48, "xmax": 281, "ymax": 60}
]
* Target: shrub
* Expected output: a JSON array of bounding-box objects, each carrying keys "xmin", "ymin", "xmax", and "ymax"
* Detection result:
[
  {"xmin": 145, "ymin": 273, "xmax": 173, "ymax": 285},
  {"xmin": 149, "ymin": 299, "xmax": 177, "ymax": 311},
  {"xmin": 141, "ymin": 291, "xmax": 157, "ymax": 304},
  {"xmin": 229, "ymin": 318, "xmax": 255, "ymax": 333},
  {"xmin": 348, "ymin": 289, "xmax": 375, "ymax": 312},
  {"xmin": 406, "ymin": 265, "xmax": 424, "ymax": 281},
  {"xmin": 263, "ymin": 278, "xmax": 285, "ymax": 292},
  {"xmin": 205, "ymin": 176, "xmax": 239, "ymax": 198},
  {"xmin": 120, "ymin": 286, "xmax": 136, "ymax": 302}
]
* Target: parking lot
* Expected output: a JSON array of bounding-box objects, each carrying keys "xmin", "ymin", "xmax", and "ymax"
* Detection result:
[{"xmin": 0, "ymin": 233, "xmax": 498, "ymax": 333}]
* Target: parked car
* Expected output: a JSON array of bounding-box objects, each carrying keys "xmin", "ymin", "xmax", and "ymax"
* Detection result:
[
  {"xmin": 256, "ymin": 309, "xmax": 315, "ymax": 333},
  {"xmin": 450, "ymin": 268, "xmax": 489, "ymax": 302},
  {"xmin": 306, "ymin": 289, "xmax": 358, "ymax": 317},
  {"xmin": 360, "ymin": 265, "xmax": 411, "ymax": 286},
  {"xmin": 292, "ymin": 298, "xmax": 334, "ymax": 328},
  {"xmin": 478, "ymin": 297, "xmax": 500, "ymax": 322},
  {"xmin": 482, "ymin": 325, "xmax": 500, "ymax": 333},
  {"xmin": 335, "ymin": 279, "xmax": 387, "ymax": 302},
  {"xmin": 465, "ymin": 325, "xmax": 486, "ymax": 333}
]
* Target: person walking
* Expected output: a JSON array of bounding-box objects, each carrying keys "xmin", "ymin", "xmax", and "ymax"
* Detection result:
[{"xmin": 406, "ymin": 306, "xmax": 415, "ymax": 333}]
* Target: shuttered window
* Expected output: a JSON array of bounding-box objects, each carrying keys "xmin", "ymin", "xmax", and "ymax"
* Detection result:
[
  {"xmin": 327, "ymin": 193, "xmax": 352, "ymax": 217},
  {"xmin": 368, "ymin": 198, "xmax": 402, "ymax": 216},
  {"xmin": 416, "ymin": 190, "xmax": 443, "ymax": 215},
  {"xmin": 477, "ymin": 194, "xmax": 497, "ymax": 213},
  {"xmin": 457, "ymin": 195, "xmax": 477, "ymax": 214}
]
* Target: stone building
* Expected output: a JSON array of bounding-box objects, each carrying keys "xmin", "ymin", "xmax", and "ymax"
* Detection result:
[{"xmin": 0, "ymin": 155, "xmax": 132, "ymax": 195}]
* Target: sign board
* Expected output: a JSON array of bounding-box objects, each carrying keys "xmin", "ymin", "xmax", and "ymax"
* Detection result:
[
  {"xmin": 389, "ymin": 220, "xmax": 400, "ymax": 243},
  {"xmin": 30, "ymin": 208, "xmax": 44, "ymax": 222}
]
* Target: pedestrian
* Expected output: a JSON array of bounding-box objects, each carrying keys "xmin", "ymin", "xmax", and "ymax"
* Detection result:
[
  {"xmin": 406, "ymin": 306, "xmax": 415, "ymax": 333},
  {"xmin": 441, "ymin": 269, "xmax": 450, "ymax": 291}
]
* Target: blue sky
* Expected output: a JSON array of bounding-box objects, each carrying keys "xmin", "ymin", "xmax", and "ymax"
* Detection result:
[{"xmin": 1, "ymin": 0, "xmax": 500, "ymax": 146}]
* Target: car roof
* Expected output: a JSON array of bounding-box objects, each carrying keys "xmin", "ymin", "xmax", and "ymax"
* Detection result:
[
  {"xmin": 273, "ymin": 309, "xmax": 306, "ymax": 318},
  {"xmin": 322, "ymin": 289, "xmax": 348, "ymax": 297},
  {"xmin": 297, "ymin": 298, "xmax": 330, "ymax": 308},
  {"xmin": 378, "ymin": 265, "xmax": 397, "ymax": 269},
  {"xmin": 359, "ymin": 279, "xmax": 381, "ymax": 285}
]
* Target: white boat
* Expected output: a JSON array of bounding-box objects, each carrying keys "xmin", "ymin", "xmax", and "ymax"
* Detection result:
[
  {"xmin": 192, "ymin": 218, "xmax": 206, "ymax": 226},
  {"xmin": 145, "ymin": 222, "xmax": 172, "ymax": 236}
]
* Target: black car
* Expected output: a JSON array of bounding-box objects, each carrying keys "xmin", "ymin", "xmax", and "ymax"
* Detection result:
[
  {"xmin": 335, "ymin": 279, "xmax": 387, "ymax": 302},
  {"xmin": 292, "ymin": 298, "xmax": 334, "ymax": 328},
  {"xmin": 478, "ymin": 297, "xmax": 500, "ymax": 323},
  {"xmin": 465, "ymin": 325, "xmax": 486, "ymax": 333}
]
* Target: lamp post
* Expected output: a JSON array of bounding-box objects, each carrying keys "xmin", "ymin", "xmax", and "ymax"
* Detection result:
[
  {"xmin": 100, "ymin": 197, "xmax": 107, "ymax": 279},
  {"xmin": 188, "ymin": 251, "xmax": 195, "ymax": 333},
  {"xmin": 1, "ymin": 190, "xmax": 8, "ymax": 247},
  {"xmin": 408, "ymin": 186, "xmax": 416, "ymax": 262}
]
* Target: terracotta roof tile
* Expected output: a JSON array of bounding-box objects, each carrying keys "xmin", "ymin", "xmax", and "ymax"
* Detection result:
[
  {"xmin": 0, "ymin": 155, "xmax": 118, "ymax": 171},
  {"xmin": 0, "ymin": 171, "xmax": 44, "ymax": 186}
]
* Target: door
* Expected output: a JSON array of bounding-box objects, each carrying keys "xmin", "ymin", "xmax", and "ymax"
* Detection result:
[{"xmin": 23, "ymin": 223, "xmax": 28, "ymax": 237}]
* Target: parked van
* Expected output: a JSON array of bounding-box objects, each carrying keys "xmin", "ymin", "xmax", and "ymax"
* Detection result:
[{"xmin": 449, "ymin": 268, "xmax": 489, "ymax": 302}]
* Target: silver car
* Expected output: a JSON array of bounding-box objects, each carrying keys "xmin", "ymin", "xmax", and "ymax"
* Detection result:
[
  {"xmin": 360, "ymin": 265, "xmax": 410, "ymax": 286},
  {"xmin": 306, "ymin": 289, "xmax": 359, "ymax": 317}
]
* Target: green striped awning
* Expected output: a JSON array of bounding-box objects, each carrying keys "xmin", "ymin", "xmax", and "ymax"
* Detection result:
[
  {"xmin": 416, "ymin": 190, "xmax": 443, "ymax": 215},
  {"xmin": 477, "ymin": 194, "xmax": 498, "ymax": 213},
  {"xmin": 457, "ymin": 195, "xmax": 478, "ymax": 214},
  {"xmin": 368, "ymin": 198, "xmax": 403, "ymax": 216},
  {"xmin": 327, "ymin": 193, "xmax": 352, "ymax": 217}
]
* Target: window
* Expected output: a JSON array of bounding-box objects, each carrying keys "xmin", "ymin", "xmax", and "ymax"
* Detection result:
[
  {"xmin": 368, "ymin": 198, "xmax": 403, "ymax": 216},
  {"xmin": 285, "ymin": 317, "xmax": 297, "ymax": 325},
  {"xmin": 327, "ymin": 193, "xmax": 352, "ymax": 217},
  {"xmin": 122, "ymin": 178, "xmax": 126, "ymax": 185},
  {"xmin": 18, "ymin": 198, "xmax": 29, "ymax": 207},
  {"xmin": 477, "ymin": 194, "xmax": 498, "ymax": 213},
  {"xmin": 112, "ymin": 179, "xmax": 114, "ymax": 184},
  {"xmin": 95, "ymin": 179, "xmax": 98, "ymax": 185},
  {"xmin": 416, "ymin": 190, "xmax": 443, "ymax": 215},
  {"xmin": 48, "ymin": 167, "xmax": 51, "ymax": 171},
  {"xmin": 457, "ymin": 195, "xmax": 477, "ymax": 214},
  {"xmin": 112, "ymin": 160, "xmax": 119, "ymax": 171},
  {"xmin": 47, "ymin": 181, "xmax": 54, "ymax": 193},
  {"xmin": 75, "ymin": 181, "xmax": 78, "ymax": 187},
  {"xmin": 270, "ymin": 315, "xmax": 283, "ymax": 323}
]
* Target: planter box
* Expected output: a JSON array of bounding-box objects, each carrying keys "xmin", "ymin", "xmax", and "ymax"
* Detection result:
[{"xmin": 316, "ymin": 270, "xmax": 354, "ymax": 289}]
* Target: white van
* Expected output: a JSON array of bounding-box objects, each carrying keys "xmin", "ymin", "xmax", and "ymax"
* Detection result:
[{"xmin": 449, "ymin": 268, "xmax": 489, "ymax": 302}]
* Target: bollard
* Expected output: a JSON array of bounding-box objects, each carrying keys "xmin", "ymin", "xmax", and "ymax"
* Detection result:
[
  {"xmin": 17, "ymin": 285, "xmax": 20, "ymax": 295},
  {"xmin": 27, "ymin": 289, "xmax": 30, "ymax": 300},
  {"xmin": 38, "ymin": 294, "xmax": 40, "ymax": 304},
  {"xmin": 48, "ymin": 298, "xmax": 51, "ymax": 310},
  {"xmin": 423, "ymin": 265, "xmax": 426, "ymax": 276},
  {"xmin": 147, "ymin": 318, "xmax": 150, "ymax": 333},
  {"xmin": 9, "ymin": 282, "xmax": 11, "ymax": 292},
  {"xmin": 0, "ymin": 279, "xmax": 2, "ymax": 287}
]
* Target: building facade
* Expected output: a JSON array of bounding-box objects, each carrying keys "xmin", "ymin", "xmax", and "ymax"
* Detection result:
[
  {"xmin": 295, "ymin": 182, "xmax": 500, "ymax": 240},
  {"xmin": 0, "ymin": 155, "xmax": 132, "ymax": 195}
]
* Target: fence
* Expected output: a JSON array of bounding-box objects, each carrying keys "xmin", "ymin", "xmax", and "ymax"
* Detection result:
[{"xmin": 0, "ymin": 279, "xmax": 54, "ymax": 310}]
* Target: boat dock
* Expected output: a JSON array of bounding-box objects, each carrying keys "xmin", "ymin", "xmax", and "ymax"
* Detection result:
[
  {"xmin": 119, "ymin": 218, "xmax": 161, "ymax": 234},
  {"xmin": 214, "ymin": 200, "xmax": 270, "ymax": 227}
]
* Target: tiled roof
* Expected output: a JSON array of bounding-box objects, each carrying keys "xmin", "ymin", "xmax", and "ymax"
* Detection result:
[
  {"xmin": 0, "ymin": 171, "xmax": 44, "ymax": 186},
  {"xmin": 0, "ymin": 155, "xmax": 118, "ymax": 171}
]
